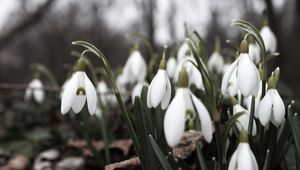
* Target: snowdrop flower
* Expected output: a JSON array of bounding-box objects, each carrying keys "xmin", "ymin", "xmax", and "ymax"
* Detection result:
[
  {"xmin": 177, "ymin": 42, "xmax": 189, "ymax": 62},
  {"xmin": 25, "ymin": 77, "xmax": 45, "ymax": 103},
  {"xmin": 164, "ymin": 69, "xmax": 213, "ymax": 147},
  {"xmin": 228, "ymin": 130, "xmax": 258, "ymax": 170},
  {"xmin": 231, "ymin": 97, "xmax": 257, "ymax": 136},
  {"xmin": 60, "ymin": 78, "xmax": 70, "ymax": 99},
  {"xmin": 174, "ymin": 54, "xmax": 205, "ymax": 90},
  {"xmin": 61, "ymin": 58, "xmax": 97, "ymax": 115},
  {"xmin": 208, "ymin": 51, "xmax": 224, "ymax": 74},
  {"xmin": 245, "ymin": 81, "xmax": 267, "ymax": 118},
  {"xmin": 132, "ymin": 81, "xmax": 148, "ymax": 104},
  {"xmin": 147, "ymin": 47, "xmax": 171, "ymax": 110},
  {"xmin": 222, "ymin": 40, "xmax": 260, "ymax": 97},
  {"xmin": 260, "ymin": 22, "xmax": 277, "ymax": 53},
  {"xmin": 167, "ymin": 56, "xmax": 177, "ymax": 79},
  {"xmin": 258, "ymin": 68, "xmax": 285, "ymax": 127},
  {"xmin": 122, "ymin": 48, "xmax": 147, "ymax": 84}
]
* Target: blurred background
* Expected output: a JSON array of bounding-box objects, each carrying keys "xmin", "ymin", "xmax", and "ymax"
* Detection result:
[
  {"xmin": 0, "ymin": 0, "xmax": 299, "ymax": 98},
  {"xmin": 0, "ymin": 0, "xmax": 298, "ymax": 169}
]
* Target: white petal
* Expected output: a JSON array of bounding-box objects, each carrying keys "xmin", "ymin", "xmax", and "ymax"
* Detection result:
[
  {"xmin": 236, "ymin": 143, "xmax": 258, "ymax": 170},
  {"xmin": 191, "ymin": 94, "xmax": 213, "ymax": 143},
  {"xmin": 177, "ymin": 43, "xmax": 189, "ymax": 61},
  {"xmin": 233, "ymin": 104, "xmax": 257, "ymax": 136},
  {"xmin": 221, "ymin": 59, "xmax": 238, "ymax": 96},
  {"xmin": 249, "ymin": 43, "xmax": 261, "ymax": 64},
  {"xmin": 72, "ymin": 95, "xmax": 86, "ymax": 113},
  {"xmin": 228, "ymin": 68, "xmax": 239, "ymax": 96},
  {"xmin": 129, "ymin": 51, "xmax": 147, "ymax": 82},
  {"xmin": 163, "ymin": 91, "xmax": 186, "ymax": 147},
  {"xmin": 95, "ymin": 106, "xmax": 102, "ymax": 118},
  {"xmin": 149, "ymin": 70, "xmax": 167, "ymax": 108},
  {"xmin": 147, "ymin": 81, "xmax": 153, "ymax": 108},
  {"xmin": 61, "ymin": 73, "xmax": 78, "ymax": 114},
  {"xmin": 270, "ymin": 89, "xmax": 285, "ymax": 127},
  {"xmin": 167, "ymin": 57, "xmax": 177, "ymax": 79},
  {"xmin": 208, "ymin": 52, "xmax": 224, "ymax": 73},
  {"xmin": 228, "ymin": 149, "xmax": 238, "ymax": 170},
  {"xmin": 85, "ymin": 74, "xmax": 98, "ymax": 115},
  {"xmin": 237, "ymin": 53, "xmax": 260, "ymax": 97},
  {"xmin": 260, "ymin": 26, "xmax": 277, "ymax": 53},
  {"xmin": 25, "ymin": 86, "xmax": 33, "ymax": 101},
  {"xmin": 189, "ymin": 65, "xmax": 204, "ymax": 90},
  {"xmin": 161, "ymin": 76, "xmax": 172, "ymax": 110},
  {"xmin": 258, "ymin": 91, "xmax": 273, "ymax": 126},
  {"xmin": 32, "ymin": 79, "xmax": 45, "ymax": 103},
  {"xmin": 132, "ymin": 81, "xmax": 147, "ymax": 104}
]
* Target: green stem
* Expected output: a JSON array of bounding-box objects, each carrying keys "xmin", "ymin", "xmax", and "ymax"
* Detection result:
[
  {"xmin": 215, "ymin": 121, "xmax": 223, "ymax": 170},
  {"xmin": 248, "ymin": 96, "xmax": 255, "ymax": 135},
  {"xmin": 72, "ymin": 41, "xmax": 141, "ymax": 157}
]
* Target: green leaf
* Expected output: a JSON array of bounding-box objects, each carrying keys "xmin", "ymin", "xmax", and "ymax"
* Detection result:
[
  {"xmin": 149, "ymin": 135, "xmax": 172, "ymax": 170},
  {"xmin": 196, "ymin": 142, "xmax": 208, "ymax": 170},
  {"xmin": 222, "ymin": 111, "xmax": 246, "ymax": 164}
]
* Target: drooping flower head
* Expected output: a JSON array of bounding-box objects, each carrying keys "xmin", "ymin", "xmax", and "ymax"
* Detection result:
[
  {"xmin": 164, "ymin": 68, "xmax": 213, "ymax": 147},
  {"xmin": 222, "ymin": 39, "xmax": 260, "ymax": 97},
  {"xmin": 228, "ymin": 130, "xmax": 259, "ymax": 170},
  {"xmin": 166, "ymin": 56, "xmax": 177, "ymax": 79},
  {"xmin": 122, "ymin": 45, "xmax": 147, "ymax": 84},
  {"xmin": 258, "ymin": 67, "xmax": 285, "ymax": 127},
  {"xmin": 61, "ymin": 58, "xmax": 97, "ymax": 115},
  {"xmin": 147, "ymin": 46, "xmax": 172, "ymax": 110},
  {"xmin": 208, "ymin": 38, "xmax": 224, "ymax": 74},
  {"xmin": 25, "ymin": 72, "xmax": 45, "ymax": 104},
  {"xmin": 260, "ymin": 18, "xmax": 277, "ymax": 53}
]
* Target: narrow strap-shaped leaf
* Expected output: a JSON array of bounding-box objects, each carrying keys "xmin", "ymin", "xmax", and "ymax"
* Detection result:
[
  {"xmin": 149, "ymin": 135, "xmax": 172, "ymax": 170},
  {"xmin": 196, "ymin": 142, "xmax": 208, "ymax": 170}
]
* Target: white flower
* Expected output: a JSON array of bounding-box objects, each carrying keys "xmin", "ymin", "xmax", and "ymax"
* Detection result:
[
  {"xmin": 245, "ymin": 81, "xmax": 267, "ymax": 118},
  {"xmin": 228, "ymin": 131, "xmax": 258, "ymax": 170},
  {"xmin": 61, "ymin": 71, "xmax": 97, "ymax": 115},
  {"xmin": 25, "ymin": 78, "xmax": 45, "ymax": 103},
  {"xmin": 60, "ymin": 78, "xmax": 70, "ymax": 99},
  {"xmin": 208, "ymin": 52, "xmax": 224, "ymax": 74},
  {"xmin": 258, "ymin": 89, "xmax": 285, "ymax": 127},
  {"xmin": 132, "ymin": 81, "xmax": 148, "ymax": 104},
  {"xmin": 233, "ymin": 104, "xmax": 257, "ymax": 136},
  {"xmin": 164, "ymin": 87, "xmax": 213, "ymax": 147},
  {"xmin": 122, "ymin": 50, "xmax": 147, "ymax": 84},
  {"xmin": 177, "ymin": 43, "xmax": 189, "ymax": 62},
  {"xmin": 249, "ymin": 42, "xmax": 261, "ymax": 64},
  {"xmin": 174, "ymin": 56, "xmax": 205, "ymax": 90},
  {"xmin": 221, "ymin": 41, "xmax": 260, "ymax": 97},
  {"xmin": 260, "ymin": 26, "xmax": 277, "ymax": 53},
  {"xmin": 167, "ymin": 57, "xmax": 177, "ymax": 79},
  {"xmin": 147, "ymin": 69, "xmax": 171, "ymax": 110},
  {"xmin": 97, "ymin": 80, "xmax": 109, "ymax": 104}
]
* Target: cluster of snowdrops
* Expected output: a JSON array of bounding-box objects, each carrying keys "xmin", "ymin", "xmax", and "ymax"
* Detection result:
[{"xmin": 24, "ymin": 19, "xmax": 299, "ymax": 170}]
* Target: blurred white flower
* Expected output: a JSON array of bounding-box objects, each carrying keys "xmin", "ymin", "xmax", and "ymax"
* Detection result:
[
  {"xmin": 147, "ymin": 55, "xmax": 171, "ymax": 110},
  {"xmin": 61, "ymin": 59, "xmax": 97, "ymax": 115},
  {"xmin": 233, "ymin": 103, "xmax": 257, "ymax": 136},
  {"xmin": 177, "ymin": 42, "xmax": 189, "ymax": 62},
  {"xmin": 258, "ymin": 89, "xmax": 285, "ymax": 127},
  {"xmin": 25, "ymin": 78, "xmax": 45, "ymax": 103},
  {"xmin": 166, "ymin": 57, "xmax": 177, "ymax": 79},
  {"xmin": 222, "ymin": 40, "xmax": 260, "ymax": 97},
  {"xmin": 132, "ymin": 81, "xmax": 148, "ymax": 104},
  {"xmin": 174, "ymin": 56, "xmax": 205, "ymax": 90},
  {"xmin": 249, "ymin": 42, "xmax": 261, "ymax": 64},
  {"xmin": 228, "ymin": 131, "xmax": 258, "ymax": 170},
  {"xmin": 97, "ymin": 80, "xmax": 109, "ymax": 104},
  {"xmin": 122, "ymin": 50, "xmax": 147, "ymax": 84},
  {"xmin": 208, "ymin": 52, "xmax": 224, "ymax": 74},
  {"xmin": 164, "ymin": 69, "xmax": 212, "ymax": 147},
  {"xmin": 260, "ymin": 26, "xmax": 277, "ymax": 53}
]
